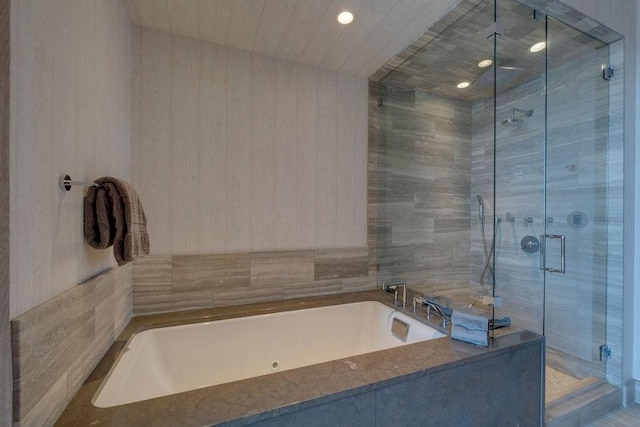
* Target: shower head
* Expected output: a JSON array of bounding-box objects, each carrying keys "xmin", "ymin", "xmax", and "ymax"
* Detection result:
[
  {"xmin": 476, "ymin": 195, "xmax": 485, "ymax": 220},
  {"xmin": 501, "ymin": 107, "xmax": 533, "ymax": 126},
  {"xmin": 473, "ymin": 66, "xmax": 524, "ymax": 88}
]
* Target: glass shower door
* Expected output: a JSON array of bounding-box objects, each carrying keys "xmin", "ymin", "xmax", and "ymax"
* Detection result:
[{"xmin": 543, "ymin": 16, "xmax": 611, "ymax": 379}]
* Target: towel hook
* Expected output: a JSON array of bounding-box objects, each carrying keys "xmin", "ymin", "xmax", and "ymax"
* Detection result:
[{"xmin": 58, "ymin": 174, "xmax": 99, "ymax": 191}]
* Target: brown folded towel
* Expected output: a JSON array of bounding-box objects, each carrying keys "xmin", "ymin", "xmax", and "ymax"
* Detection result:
[{"xmin": 84, "ymin": 177, "xmax": 150, "ymax": 266}]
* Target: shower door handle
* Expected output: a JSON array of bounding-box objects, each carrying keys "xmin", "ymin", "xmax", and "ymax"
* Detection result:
[{"xmin": 539, "ymin": 234, "xmax": 565, "ymax": 274}]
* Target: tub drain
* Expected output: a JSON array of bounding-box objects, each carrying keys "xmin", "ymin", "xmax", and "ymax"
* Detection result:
[{"xmin": 271, "ymin": 360, "xmax": 279, "ymax": 370}]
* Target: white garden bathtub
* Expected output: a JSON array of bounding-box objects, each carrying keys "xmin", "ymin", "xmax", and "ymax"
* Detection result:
[{"xmin": 93, "ymin": 301, "xmax": 445, "ymax": 408}]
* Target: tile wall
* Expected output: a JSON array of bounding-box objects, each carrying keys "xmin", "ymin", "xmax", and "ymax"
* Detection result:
[
  {"xmin": 133, "ymin": 248, "xmax": 373, "ymax": 314},
  {"xmin": 370, "ymin": 83, "xmax": 473, "ymax": 292},
  {"xmin": 11, "ymin": 266, "xmax": 133, "ymax": 426},
  {"xmin": 371, "ymin": 2, "xmax": 624, "ymax": 386}
]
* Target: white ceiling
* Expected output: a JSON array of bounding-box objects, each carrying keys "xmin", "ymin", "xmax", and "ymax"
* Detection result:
[{"xmin": 125, "ymin": 0, "xmax": 460, "ymax": 78}]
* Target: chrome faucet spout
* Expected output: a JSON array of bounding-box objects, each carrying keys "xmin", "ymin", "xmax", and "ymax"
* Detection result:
[{"xmin": 382, "ymin": 281, "xmax": 407, "ymax": 309}]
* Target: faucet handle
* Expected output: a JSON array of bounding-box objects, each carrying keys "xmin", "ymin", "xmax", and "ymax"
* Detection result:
[
  {"xmin": 412, "ymin": 296, "xmax": 422, "ymax": 314},
  {"xmin": 383, "ymin": 282, "xmax": 407, "ymax": 309}
]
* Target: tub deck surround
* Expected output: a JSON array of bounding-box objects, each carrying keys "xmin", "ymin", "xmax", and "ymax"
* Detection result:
[
  {"xmin": 132, "ymin": 248, "xmax": 372, "ymax": 315},
  {"xmin": 55, "ymin": 291, "xmax": 544, "ymax": 426}
]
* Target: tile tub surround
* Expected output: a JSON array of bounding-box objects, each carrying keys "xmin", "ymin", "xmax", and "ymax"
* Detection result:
[
  {"xmin": 56, "ymin": 291, "xmax": 544, "ymax": 426},
  {"xmin": 11, "ymin": 265, "xmax": 133, "ymax": 427},
  {"xmin": 132, "ymin": 248, "xmax": 373, "ymax": 314}
]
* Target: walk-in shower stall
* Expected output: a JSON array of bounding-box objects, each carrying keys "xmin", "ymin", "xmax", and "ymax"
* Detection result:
[{"xmin": 371, "ymin": 0, "xmax": 624, "ymax": 408}]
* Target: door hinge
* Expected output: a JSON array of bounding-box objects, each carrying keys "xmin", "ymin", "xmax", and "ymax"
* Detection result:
[
  {"xmin": 533, "ymin": 9, "xmax": 543, "ymax": 21},
  {"xmin": 602, "ymin": 65, "xmax": 614, "ymax": 81},
  {"xmin": 599, "ymin": 344, "xmax": 611, "ymax": 361}
]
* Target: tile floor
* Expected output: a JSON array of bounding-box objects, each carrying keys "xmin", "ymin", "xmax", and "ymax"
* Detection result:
[{"xmin": 587, "ymin": 403, "xmax": 640, "ymax": 426}]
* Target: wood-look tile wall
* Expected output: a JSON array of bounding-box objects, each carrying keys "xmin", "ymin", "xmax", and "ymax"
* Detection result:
[
  {"xmin": 11, "ymin": 266, "xmax": 133, "ymax": 427},
  {"xmin": 132, "ymin": 248, "xmax": 372, "ymax": 314},
  {"xmin": 131, "ymin": 28, "xmax": 368, "ymax": 255},
  {"xmin": 9, "ymin": 0, "xmax": 133, "ymax": 319},
  {"xmin": 371, "ymin": 1, "xmax": 625, "ymax": 384},
  {"xmin": 370, "ymin": 82, "xmax": 473, "ymax": 291},
  {"xmin": 371, "ymin": 0, "xmax": 637, "ymax": 388}
]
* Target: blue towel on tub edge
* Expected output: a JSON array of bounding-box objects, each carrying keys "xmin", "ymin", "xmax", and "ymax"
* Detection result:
[
  {"xmin": 450, "ymin": 310, "xmax": 489, "ymax": 347},
  {"xmin": 451, "ymin": 325, "xmax": 488, "ymax": 347}
]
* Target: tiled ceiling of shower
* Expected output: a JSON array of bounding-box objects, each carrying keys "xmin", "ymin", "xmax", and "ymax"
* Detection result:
[
  {"xmin": 380, "ymin": 0, "xmax": 607, "ymax": 101},
  {"xmin": 125, "ymin": 0, "xmax": 461, "ymax": 78}
]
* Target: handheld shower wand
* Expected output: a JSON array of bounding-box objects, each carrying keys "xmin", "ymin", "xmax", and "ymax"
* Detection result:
[
  {"xmin": 476, "ymin": 195, "xmax": 485, "ymax": 220},
  {"xmin": 476, "ymin": 195, "xmax": 495, "ymax": 292}
]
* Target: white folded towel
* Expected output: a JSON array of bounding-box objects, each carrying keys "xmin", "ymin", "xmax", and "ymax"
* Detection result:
[{"xmin": 450, "ymin": 311, "xmax": 489, "ymax": 347}]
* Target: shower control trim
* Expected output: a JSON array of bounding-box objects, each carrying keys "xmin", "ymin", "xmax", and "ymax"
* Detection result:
[{"xmin": 521, "ymin": 236, "xmax": 539, "ymax": 254}]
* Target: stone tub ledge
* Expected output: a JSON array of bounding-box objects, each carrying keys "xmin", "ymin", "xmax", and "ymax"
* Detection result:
[{"xmin": 55, "ymin": 291, "xmax": 544, "ymax": 426}]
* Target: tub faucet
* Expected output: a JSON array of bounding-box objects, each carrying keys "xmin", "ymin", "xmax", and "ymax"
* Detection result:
[
  {"xmin": 426, "ymin": 300, "xmax": 450, "ymax": 328},
  {"xmin": 382, "ymin": 281, "xmax": 407, "ymax": 309},
  {"xmin": 413, "ymin": 296, "xmax": 450, "ymax": 328}
]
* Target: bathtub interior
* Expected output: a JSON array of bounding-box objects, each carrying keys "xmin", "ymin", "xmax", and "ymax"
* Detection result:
[{"xmin": 93, "ymin": 301, "xmax": 445, "ymax": 408}]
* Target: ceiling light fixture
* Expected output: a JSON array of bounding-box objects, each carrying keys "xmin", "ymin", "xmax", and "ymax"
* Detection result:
[
  {"xmin": 457, "ymin": 81, "xmax": 470, "ymax": 89},
  {"xmin": 477, "ymin": 59, "xmax": 493, "ymax": 68},
  {"xmin": 529, "ymin": 41, "xmax": 546, "ymax": 53},
  {"xmin": 337, "ymin": 10, "xmax": 354, "ymax": 25}
]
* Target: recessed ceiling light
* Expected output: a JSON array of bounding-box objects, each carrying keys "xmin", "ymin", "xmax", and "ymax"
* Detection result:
[
  {"xmin": 337, "ymin": 11, "xmax": 354, "ymax": 25},
  {"xmin": 529, "ymin": 41, "xmax": 546, "ymax": 53},
  {"xmin": 457, "ymin": 81, "xmax": 470, "ymax": 89},
  {"xmin": 477, "ymin": 59, "xmax": 493, "ymax": 68}
]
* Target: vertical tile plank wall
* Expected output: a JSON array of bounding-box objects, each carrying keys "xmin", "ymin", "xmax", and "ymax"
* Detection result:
[
  {"xmin": 11, "ymin": 0, "xmax": 54, "ymax": 318},
  {"xmin": 226, "ymin": 47, "xmax": 253, "ymax": 252},
  {"xmin": 0, "ymin": 0, "xmax": 10, "ymax": 424},
  {"xmin": 250, "ymin": 53, "xmax": 276, "ymax": 249},
  {"xmin": 131, "ymin": 28, "xmax": 371, "ymax": 313},
  {"xmin": 199, "ymin": 40, "xmax": 228, "ymax": 252},
  {"xmin": 138, "ymin": 27, "xmax": 172, "ymax": 252},
  {"xmin": 295, "ymin": 63, "xmax": 318, "ymax": 249},
  {"xmin": 170, "ymin": 35, "xmax": 200, "ymax": 253},
  {"xmin": 273, "ymin": 58, "xmax": 298, "ymax": 249},
  {"xmin": 316, "ymin": 68, "xmax": 338, "ymax": 248},
  {"xmin": 9, "ymin": 1, "xmax": 134, "ymax": 425},
  {"xmin": 10, "ymin": 0, "xmax": 132, "ymax": 319},
  {"xmin": 133, "ymin": 28, "xmax": 367, "ymax": 255}
]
